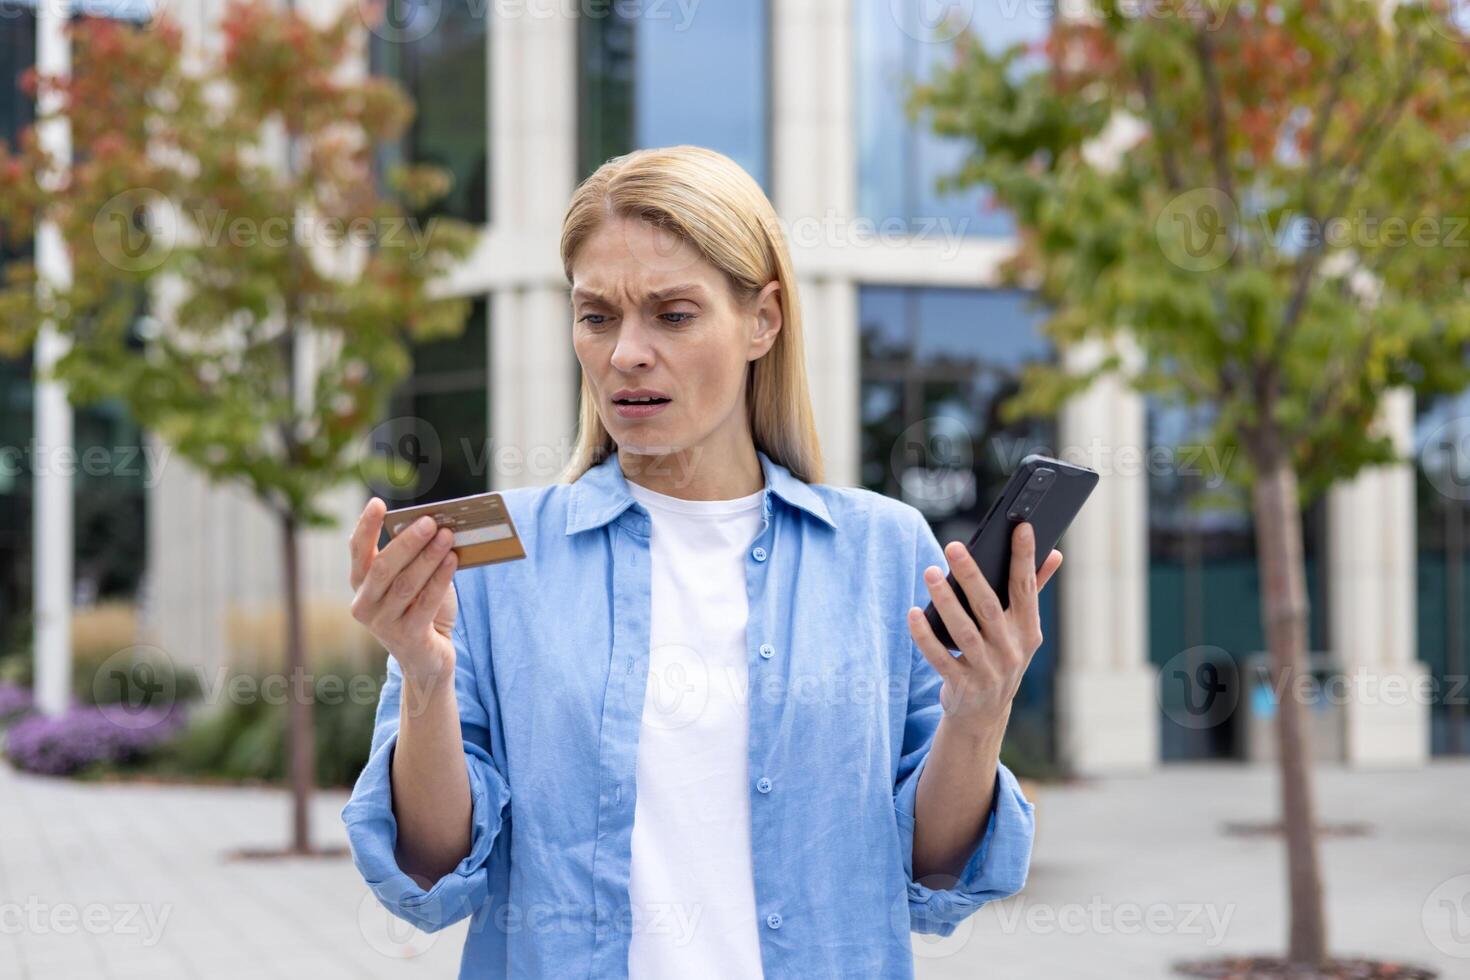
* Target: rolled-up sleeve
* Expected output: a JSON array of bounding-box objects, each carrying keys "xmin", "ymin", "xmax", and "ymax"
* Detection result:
[
  {"xmin": 893, "ymin": 511, "xmax": 1036, "ymax": 937},
  {"xmin": 340, "ymin": 574, "xmax": 511, "ymax": 933}
]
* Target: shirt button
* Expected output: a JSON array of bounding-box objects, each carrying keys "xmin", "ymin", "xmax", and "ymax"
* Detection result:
[
  {"xmin": 758, "ymin": 643, "xmax": 774, "ymax": 659},
  {"xmin": 766, "ymin": 912, "xmax": 782, "ymax": 929},
  {"xmin": 751, "ymin": 546, "xmax": 767, "ymax": 562},
  {"xmin": 756, "ymin": 776, "xmax": 772, "ymax": 794}
]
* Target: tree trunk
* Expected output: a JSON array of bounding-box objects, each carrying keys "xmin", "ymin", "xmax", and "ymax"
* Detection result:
[
  {"xmin": 1447, "ymin": 497, "xmax": 1464, "ymax": 755},
  {"xmin": 281, "ymin": 512, "xmax": 314, "ymax": 854},
  {"xmin": 1249, "ymin": 446, "xmax": 1327, "ymax": 966}
]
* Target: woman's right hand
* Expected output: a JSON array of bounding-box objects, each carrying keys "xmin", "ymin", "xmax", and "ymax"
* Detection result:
[{"xmin": 349, "ymin": 497, "xmax": 459, "ymax": 684}]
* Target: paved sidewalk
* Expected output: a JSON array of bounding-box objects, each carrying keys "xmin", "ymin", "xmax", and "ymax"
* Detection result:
[
  {"xmin": 919, "ymin": 761, "xmax": 1470, "ymax": 980},
  {"xmin": 0, "ymin": 760, "xmax": 1465, "ymax": 978}
]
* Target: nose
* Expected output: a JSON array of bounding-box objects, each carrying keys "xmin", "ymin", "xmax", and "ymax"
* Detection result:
[{"xmin": 608, "ymin": 316, "xmax": 656, "ymax": 372}]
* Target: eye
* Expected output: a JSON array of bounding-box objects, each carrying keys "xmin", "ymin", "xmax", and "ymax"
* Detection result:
[
  {"xmin": 578, "ymin": 313, "xmax": 610, "ymax": 326},
  {"xmin": 660, "ymin": 312, "xmax": 695, "ymax": 325}
]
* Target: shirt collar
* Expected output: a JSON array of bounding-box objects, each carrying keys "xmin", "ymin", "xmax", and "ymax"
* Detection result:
[{"xmin": 565, "ymin": 448, "xmax": 837, "ymax": 535}]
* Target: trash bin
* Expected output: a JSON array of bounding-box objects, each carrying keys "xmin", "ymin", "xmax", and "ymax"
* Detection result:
[{"xmin": 1237, "ymin": 652, "xmax": 1345, "ymax": 763}]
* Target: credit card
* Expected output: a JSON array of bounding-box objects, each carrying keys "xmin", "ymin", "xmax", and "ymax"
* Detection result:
[{"xmin": 383, "ymin": 491, "xmax": 526, "ymax": 569}]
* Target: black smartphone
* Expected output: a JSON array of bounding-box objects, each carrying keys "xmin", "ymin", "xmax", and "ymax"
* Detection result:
[{"xmin": 922, "ymin": 454, "xmax": 1099, "ymax": 650}]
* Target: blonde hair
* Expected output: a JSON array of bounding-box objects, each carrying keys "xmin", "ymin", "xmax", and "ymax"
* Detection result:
[{"xmin": 556, "ymin": 145, "xmax": 824, "ymax": 485}]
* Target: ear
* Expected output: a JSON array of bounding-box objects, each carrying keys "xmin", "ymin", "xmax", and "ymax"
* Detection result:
[{"xmin": 748, "ymin": 280, "xmax": 782, "ymax": 361}]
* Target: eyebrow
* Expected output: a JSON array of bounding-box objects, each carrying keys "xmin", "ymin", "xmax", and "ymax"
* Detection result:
[{"xmin": 572, "ymin": 283, "xmax": 707, "ymax": 305}]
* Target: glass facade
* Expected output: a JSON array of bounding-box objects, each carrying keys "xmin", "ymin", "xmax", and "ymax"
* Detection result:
[
  {"xmin": 1, "ymin": 5, "xmax": 36, "ymax": 656},
  {"xmin": 374, "ymin": 299, "xmax": 490, "ymax": 507},
  {"xmin": 578, "ymin": 0, "xmax": 770, "ymax": 190},
  {"xmin": 1147, "ymin": 399, "xmax": 1330, "ymax": 760},
  {"xmin": 856, "ymin": 0, "xmax": 1049, "ymax": 237},
  {"xmin": 370, "ymin": 0, "xmax": 489, "ymax": 224},
  {"xmin": 1415, "ymin": 390, "xmax": 1470, "ymax": 756},
  {"xmin": 859, "ymin": 286, "xmax": 1058, "ymax": 766},
  {"xmin": 0, "ymin": 1, "xmax": 32, "ymax": 151},
  {"xmin": 1, "ymin": 3, "xmax": 150, "ymax": 659}
]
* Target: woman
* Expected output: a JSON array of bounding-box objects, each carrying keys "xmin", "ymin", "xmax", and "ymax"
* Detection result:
[{"xmin": 342, "ymin": 145, "xmax": 1061, "ymax": 979}]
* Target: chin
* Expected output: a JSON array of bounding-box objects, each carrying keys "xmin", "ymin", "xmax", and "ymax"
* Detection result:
[{"xmin": 614, "ymin": 435, "xmax": 689, "ymax": 457}]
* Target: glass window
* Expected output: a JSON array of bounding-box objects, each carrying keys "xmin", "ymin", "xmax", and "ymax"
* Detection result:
[
  {"xmin": 370, "ymin": 0, "xmax": 489, "ymax": 224},
  {"xmin": 0, "ymin": 3, "xmax": 33, "ymax": 157},
  {"xmin": 1, "ymin": 5, "xmax": 34, "ymax": 654},
  {"xmin": 579, "ymin": 0, "xmax": 769, "ymax": 190},
  {"xmin": 1, "ymin": 3, "xmax": 150, "ymax": 630},
  {"xmin": 860, "ymin": 285, "xmax": 1058, "ymax": 768},
  {"xmin": 855, "ymin": 0, "xmax": 1049, "ymax": 237},
  {"xmin": 1415, "ymin": 390, "xmax": 1470, "ymax": 756},
  {"xmin": 1147, "ymin": 397, "xmax": 1329, "ymax": 761},
  {"xmin": 375, "ymin": 299, "xmax": 490, "ymax": 506}
]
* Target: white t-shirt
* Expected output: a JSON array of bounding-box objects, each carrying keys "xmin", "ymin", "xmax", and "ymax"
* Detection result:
[{"xmin": 624, "ymin": 478, "xmax": 768, "ymax": 979}]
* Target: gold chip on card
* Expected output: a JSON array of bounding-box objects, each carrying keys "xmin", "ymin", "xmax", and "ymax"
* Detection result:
[{"xmin": 383, "ymin": 491, "xmax": 526, "ymax": 569}]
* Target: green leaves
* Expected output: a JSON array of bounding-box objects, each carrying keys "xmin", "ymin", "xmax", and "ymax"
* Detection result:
[
  {"xmin": 0, "ymin": 1, "xmax": 477, "ymax": 525},
  {"xmin": 909, "ymin": 0, "xmax": 1470, "ymax": 488}
]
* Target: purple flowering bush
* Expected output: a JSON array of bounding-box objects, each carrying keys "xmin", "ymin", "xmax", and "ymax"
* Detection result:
[
  {"xmin": 0, "ymin": 682, "xmax": 34, "ymax": 722},
  {"xmin": 4, "ymin": 702, "xmax": 188, "ymax": 776}
]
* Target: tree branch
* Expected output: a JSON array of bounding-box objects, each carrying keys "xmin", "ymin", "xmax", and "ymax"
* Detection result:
[
  {"xmin": 1193, "ymin": 29, "xmax": 1237, "ymax": 235},
  {"xmin": 1137, "ymin": 62, "xmax": 1185, "ymax": 191},
  {"xmin": 1272, "ymin": 50, "xmax": 1421, "ymax": 364},
  {"xmin": 1296, "ymin": 317, "xmax": 1382, "ymax": 443}
]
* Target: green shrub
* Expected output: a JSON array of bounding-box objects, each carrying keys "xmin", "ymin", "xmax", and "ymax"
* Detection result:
[{"xmin": 143, "ymin": 663, "xmax": 383, "ymax": 788}]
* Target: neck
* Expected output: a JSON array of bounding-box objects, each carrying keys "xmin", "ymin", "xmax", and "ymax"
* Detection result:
[{"xmin": 619, "ymin": 442, "xmax": 763, "ymax": 501}]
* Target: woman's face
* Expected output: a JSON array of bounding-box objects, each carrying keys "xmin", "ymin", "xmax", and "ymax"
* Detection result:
[{"xmin": 570, "ymin": 215, "xmax": 782, "ymax": 463}]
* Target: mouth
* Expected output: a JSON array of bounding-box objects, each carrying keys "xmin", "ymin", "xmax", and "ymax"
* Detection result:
[
  {"xmin": 611, "ymin": 394, "xmax": 672, "ymax": 419},
  {"xmin": 608, "ymin": 393, "xmax": 673, "ymax": 417}
]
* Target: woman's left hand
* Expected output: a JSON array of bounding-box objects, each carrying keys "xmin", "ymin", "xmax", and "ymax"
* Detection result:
[{"xmin": 907, "ymin": 522, "xmax": 1063, "ymax": 740}]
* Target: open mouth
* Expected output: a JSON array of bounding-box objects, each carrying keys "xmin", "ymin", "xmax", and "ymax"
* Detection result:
[{"xmin": 612, "ymin": 397, "xmax": 671, "ymax": 406}]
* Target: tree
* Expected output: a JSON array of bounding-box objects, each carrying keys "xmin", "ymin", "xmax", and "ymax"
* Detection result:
[
  {"xmin": 910, "ymin": 0, "xmax": 1470, "ymax": 969},
  {"xmin": 0, "ymin": 2, "xmax": 475, "ymax": 853}
]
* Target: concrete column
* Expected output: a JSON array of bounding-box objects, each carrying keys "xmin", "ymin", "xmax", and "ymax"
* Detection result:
[
  {"xmin": 483, "ymin": 1, "xmax": 578, "ymax": 488},
  {"xmin": 1328, "ymin": 387, "xmax": 1429, "ymax": 767},
  {"xmin": 1054, "ymin": 336, "xmax": 1158, "ymax": 773},
  {"xmin": 491, "ymin": 286, "xmax": 577, "ymax": 489},
  {"xmin": 792, "ymin": 278, "xmax": 859, "ymax": 487},
  {"xmin": 772, "ymin": 0, "xmax": 860, "ymax": 487},
  {"xmin": 771, "ymin": 0, "xmax": 855, "ymax": 233},
  {"xmin": 33, "ymin": 0, "xmax": 73, "ymax": 717}
]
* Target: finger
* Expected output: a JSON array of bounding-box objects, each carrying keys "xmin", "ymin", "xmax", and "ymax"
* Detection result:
[
  {"xmin": 402, "ymin": 549, "xmax": 458, "ymax": 635},
  {"xmin": 380, "ymin": 526, "xmax": 456, "ymax": 623},
  {"xmin": 349, "ymin": 497, "xmax": 386, "ymax": 591},
  {"xmin": 359, "ymin": 514, "xmax": 439, "ymax": 606},
  {"xmin": 1007, "ymin": 522, "xmax": 1040, "ymax": 625},
  {"xmin": 1037, "ymin": 549, "xmax": 1063, "ymax": 591},
  {"xmin": 942, "ymin": 540, "xmax": 1006, "ymax": 634},
  {"xmin": 906, "ymin": 606, "xmax": 965, "ymax": 686},
  {"xmin": 923, "ymin": 561, "xmax": 987, "ymax": 656}
]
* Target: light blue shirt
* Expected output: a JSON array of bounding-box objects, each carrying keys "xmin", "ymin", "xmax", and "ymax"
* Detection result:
[{"xmin": 341, "ymin": 448, "xmax": 1036, "ymax": 978}]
